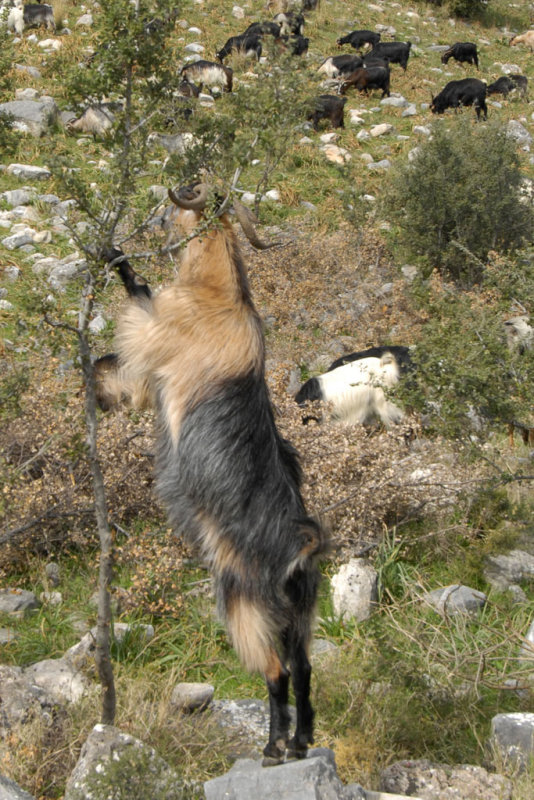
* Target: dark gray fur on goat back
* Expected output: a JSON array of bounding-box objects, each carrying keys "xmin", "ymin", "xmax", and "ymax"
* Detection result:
[{"xmin": 156, "ymin": 372, "xmax": 324, "ymax": 591}]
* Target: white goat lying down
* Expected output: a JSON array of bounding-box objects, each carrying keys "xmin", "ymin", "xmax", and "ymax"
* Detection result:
[{"xmin": 295, "ymin": 345, "xmax": 412, "ymax": 426}]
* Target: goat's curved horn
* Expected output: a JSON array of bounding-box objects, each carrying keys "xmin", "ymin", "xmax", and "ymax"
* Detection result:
[
  {"xmin": 168, "ymin": 183, "xmax": 209, "ymax": 210},
  {"xmin": 233, "ymin": 198, "xmax": 280, "ymax": 250}
]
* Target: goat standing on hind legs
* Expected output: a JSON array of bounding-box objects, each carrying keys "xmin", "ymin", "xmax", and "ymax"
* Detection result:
[{"xmin": 95, "ymin": 183, "xmax": 329, "ymax": 765}]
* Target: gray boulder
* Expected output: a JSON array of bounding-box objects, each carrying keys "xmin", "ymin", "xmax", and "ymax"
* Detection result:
[
  {"xmin": 331, "ymin": 559, "xmax": 378, "ymax": 622},
  {"xmin": 0, "ymin": 665, "xmax": 57, "ymax": 737},
  {"xmin": 483, "ymin": 550, "xmax": 534, "ymax": 591},
  {"xmin": 6, "ymin": 164, "xmax": 51, "ymax": 181},
  {"xmin": 23, "ymin": 658, "xmax": 89, "ymax": 704},
  {"xmin": 170, "ymin": 682, "xmax": 214, "ymax": 712},
  {"xmin": 0, "ymin": 775, "xmax": 35, "ymax": 800},
  {"xmin": 0, "ymin": 99, "xmax": 58, "ymax": 137},
  {"xmin": 490, "ymin": 713, "xmax": 534, "ymax": 771},
  {"xmin": 423, "ymin": 584, "xmax": 486, "ymax": 617},
  {"xmin": 380, "ymin": 759, "xmax": 512, "ymax": 799},
  {"xmin": 507, "ymin": 120, "xmax": 532, "ymax": 149},
  {"xmin": 0, "ymin": 589, "xmax": 39, "ymax": 616},
  {"xmin": 0, "ymin": 189, "xmax": 37, "ymax": 207},
  {"xmin": 204, "ymin": 748, "xmax": 365, "ymax": 800},
  {"xmin": 64, "ymin": 724, "xmax": 182, "ymax": 800}
]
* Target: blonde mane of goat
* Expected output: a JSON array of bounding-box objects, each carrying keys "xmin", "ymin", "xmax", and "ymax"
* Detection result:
[{"xmin": 110, "ymin": 206, "xmax": 264, "ymax": 444}]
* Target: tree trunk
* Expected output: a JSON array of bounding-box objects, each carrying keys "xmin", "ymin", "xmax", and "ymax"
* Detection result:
[{"xmin": 79, "ymin": 280, "xmax": 116, "ymax": 725}]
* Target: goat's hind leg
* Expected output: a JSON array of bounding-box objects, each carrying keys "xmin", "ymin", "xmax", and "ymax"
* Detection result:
[
  {"xmin": 263, "ymin": 656, "xmax": 291, "ymax": 766},
  {"xmin": 286, "ymin": 633, "xmax": 314, "ymax": 760}
]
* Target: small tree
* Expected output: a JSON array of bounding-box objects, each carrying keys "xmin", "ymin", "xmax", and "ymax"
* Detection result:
[
  {"xmin": 381, "ymin": 117, "xmax": 533, "ymax": 287},
  {"xmin": 48, "ymin": 0, "xmax": 186, "ymax": 725},
  {"xmin": 45, "ymin": 0, "xmax": 312, "ymax": 724}
]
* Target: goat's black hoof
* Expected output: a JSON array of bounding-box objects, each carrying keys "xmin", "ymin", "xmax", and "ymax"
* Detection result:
[
  {"xmin": 262, "ymin": 754, "xmax": 284, "ymax": 767},
  {"xmin": 262, "ymin": 741, "xmax": 285, "ymax": 767},
  {"xmin": 286, "ymin": 736, "xmax": 309, "ymax": 760}
]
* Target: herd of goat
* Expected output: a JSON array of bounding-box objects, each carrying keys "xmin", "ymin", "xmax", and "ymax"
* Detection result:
[
  {"xmin": 3, "ymin": 0, "xmax": 534, "ymax": 762},
  {"xmin": 174, "ymin": 6, "xmax": 530, "ymax": 129}
]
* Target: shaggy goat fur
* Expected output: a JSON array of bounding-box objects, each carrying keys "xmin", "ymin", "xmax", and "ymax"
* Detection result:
[{"xmin": 95, "ymin": 187, "xmax": 328, "ymax": 764}]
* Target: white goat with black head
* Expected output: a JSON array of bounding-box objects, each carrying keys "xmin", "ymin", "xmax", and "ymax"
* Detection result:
[
  {"xmin": 95, "ymin": 183, "xmax": 328, "ymax": 765},
  {"xmin": 296, "ymin": 345, "xmax": 412, "ymax": 426}
]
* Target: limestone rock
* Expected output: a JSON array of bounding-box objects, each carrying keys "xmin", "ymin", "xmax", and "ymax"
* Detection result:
[
  {"xmin": 0, "ymin": 775, "xmax": 35, "ymax": 800},
  {"xmin": 331, "ymin": 559, "xmax": 378, "ymax": 622},
  {"xmin": 204, "ymin": 748, "xmax": 365, "ymax": 800},
  {"xmin": 0, "ymin": 100, "xmax": 58, "ymax": 137},
  {"xmin": 6, "ymin": 164, "xmax": 51, "ymax": 180},
  {"xmin": 423, "ymin": 584, "xmax": 486, "ymax": 617},
  {"xmin": 0, "ymin": 589, "xmax": 39, "ymax": 616},
  {"xmin": 64, "ymin": 724, "xmax": 180, "ymax": 800},
  {"xmin": 483, "ymin": 550, "xmax": 534, "ymax": 590},
  {"xmin": 23, "ymin": 658, "xmax": 90, "ymax": 704},
  {"xmin": 170, "ymin": 682, "xmax": 214, "ymax": 712},
  {"xmin": 380, "ymin": 759, "xmax": 512, "ymax": 799},
  {"xmin": 489, "ymin": 713, "xmax": 534, "ymax": 772}
]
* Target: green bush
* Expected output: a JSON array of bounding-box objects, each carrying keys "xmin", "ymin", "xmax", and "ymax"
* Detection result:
[
  {"xmin": 448, "ymin": 0, "xmax": 487, "ymax": 17},
  {"xmin": 381, "ymin": 117, "xmax": 533, "ymax": 286},
  {"xmin": 396, "ymin": 261, "xmax": 534, "ymax": 441}
]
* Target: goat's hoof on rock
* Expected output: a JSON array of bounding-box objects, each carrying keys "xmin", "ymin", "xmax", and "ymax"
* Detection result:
[
  {"xmin": 262, "ymin": 741, "xmax": 286, "ymax": 767},
  {"xmin": 286, "ymin": 737, "xmax": 309, "ymax": 760}
]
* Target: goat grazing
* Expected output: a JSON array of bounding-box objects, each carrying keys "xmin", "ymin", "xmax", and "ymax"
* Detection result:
[
  {"xmin": 486, "ymin": 75, "xmax": 528, "ymax": 101},
  {"xmin": 66, "ymin": 105, "xmax": 119, "ymax": 138},
  {"xmin": 317, "ymin": 54, "xmax": 363, "ymax": 78},
  {"xmin": 295, "ymin": 346, "xmax": 412, "ymax": 427},
  {"xmin": 337, "ymin": 29, "xmax": 381, "ymax": 50},
  {"xmin": 273, "ymin": 11, "xmax": 304, "ymax": 36},
  {"xmin": 95, "ymin": 183, "xmax": 328, "ymax": 765},
  {"xmin": 340, "ymin": 65, "xmax": 391, "ymax": 98},
  {"xmin": 14, "ymin": 1, "xmax": 56, "ymax": 33},
  {"xmin": 307, "ymin": 94, "xmax": 346, "ymax": 130},
  {"xmin": 368, "ymin": 40, "xmax": 411, "ymax": 70},
  {"xmin": 441, "ymin": 42, "xmax": 479, "ymax": 68},
  {"xmin": 510, "ymin": 31, "xmax": 534, "ymax": 51},
  {"xmin": 431, "ymin": 78, "xmax": 487, "ymax": 120},
  {"xmin": 216, "ymin": 32, "xmax": 263, "ymax": 62},
  {"xmin": 180, "ymin": 60, "xmax": 233, "ymax": 93}
]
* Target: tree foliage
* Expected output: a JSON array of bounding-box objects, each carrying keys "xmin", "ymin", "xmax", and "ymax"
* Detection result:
[
  {"xmin": 397, "ymin": 255, "xmax": 534, "ymax": 442},
  {"xmin": 381, "ymin": 117, "xmax": 533, "ymax": 287}
]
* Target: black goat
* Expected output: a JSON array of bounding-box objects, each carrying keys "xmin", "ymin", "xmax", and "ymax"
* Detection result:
[
  {"xmin": 216, "ymin": 32, "xmax": 263, "ymax": 62},
  {"xmin": 244, "ymin": 20, "xmax": 282, "ymax": 38},
  {"xmin": 286, "ymin": 34, "xmax": 309, "ymax": 55},
  {"xmin": 431, "ymin": 77, "xmax": 487, "ymax": 120},
  {"xmin": 487, "ymin": 74, "xmax": 528, "ymax": 100},
  {"xmin": 307, "ymin": 95, "xmax": 346, "ymax": 130},
  {"xmin": 95, "ymin": 184, "xmax": 328, "ymax": 765},
  {"xmin": 368, "ymin": 40, "xmax": 411, "ymax": 70},
  {"xmin": 337, "ymin": 29, "xmax": 381, "ymax": 50},
  {"xmin": 441, "ymin": 42, "xmax": 479, "ymax": 68}
]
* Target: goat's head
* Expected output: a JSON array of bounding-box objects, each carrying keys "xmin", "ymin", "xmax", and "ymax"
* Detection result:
[{"xmin": 165, "ymin": 183, "xmax": 280, "ymax": 250}]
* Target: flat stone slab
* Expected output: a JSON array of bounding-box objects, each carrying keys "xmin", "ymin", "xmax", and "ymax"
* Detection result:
[{"xmin": 204, "ymin": 749, "xmax": 365, "ymax": 800}]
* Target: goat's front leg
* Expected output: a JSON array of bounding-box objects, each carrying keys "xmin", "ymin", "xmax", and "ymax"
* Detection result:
[
  {"xmin": 263, "ymin": 660, "xmax": 291, "ymax": 766},
  {"xmin": 102, "ymin": 247, "xmax": 152, "ymax": 302}
]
